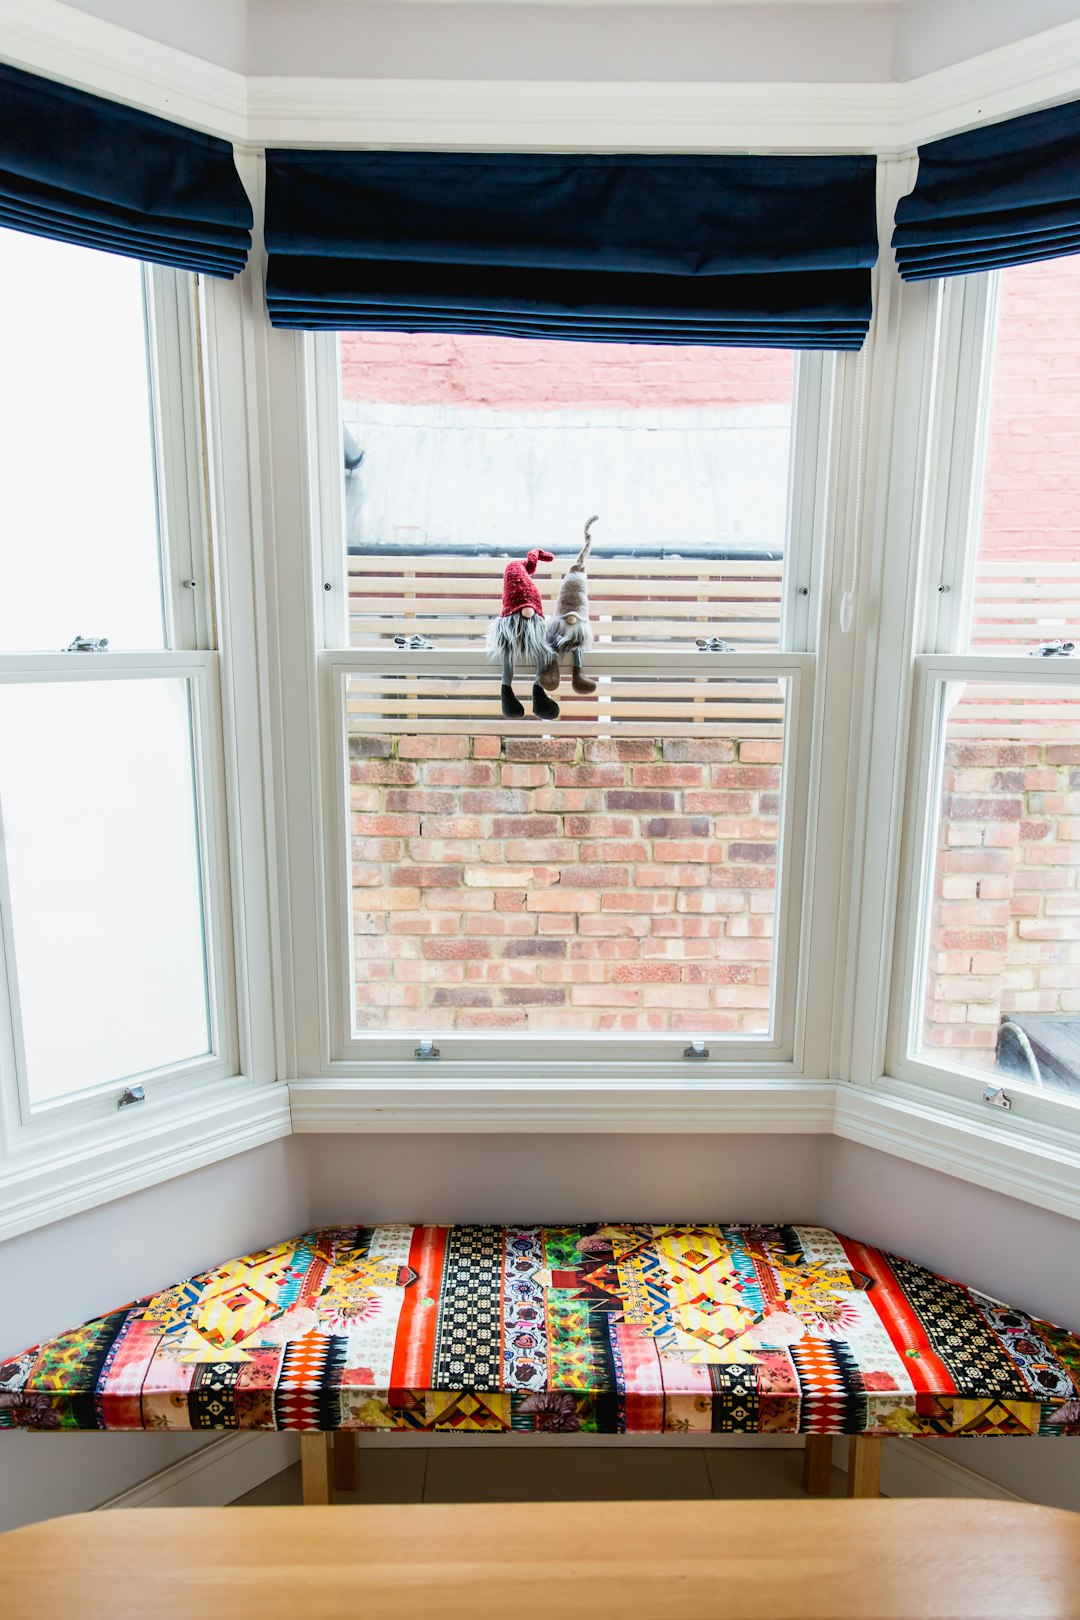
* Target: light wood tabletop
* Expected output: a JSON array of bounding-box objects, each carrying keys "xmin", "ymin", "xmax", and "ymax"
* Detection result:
[{"xmin": 3, "ymin": 1499, "xmax": 1079, "ymax": 1619}]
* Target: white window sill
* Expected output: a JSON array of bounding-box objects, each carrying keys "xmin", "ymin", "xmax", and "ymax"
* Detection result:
[
  {"xmin": 0, "ymin": 1079, "xmax": 291, "ymax": 1243},
  {"xmin": 3, "ymin": 1072, "xmax": 1078, "ymax": 1242}
]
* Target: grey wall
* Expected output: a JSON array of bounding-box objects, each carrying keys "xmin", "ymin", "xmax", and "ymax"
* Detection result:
[
  {"xmin": 59, "ymin": 0, "xmax": 249, "ymax": 71},
  {"xmin": 0, "ymin": 1137, "xmax": 309, "ymax": 1533},
  {"xmin": 894, "ymin": 0, "xmax": 1080, "ymax": 79},
  {"xmin": 304, "ymin": 1131, "xmax": 828, "ymax": 1226},
  {"xmin": 246, "ymin": 2, "xmax": 897, "ymax": 83},
  {"xmin": 55, "ymin": 0, "xmax": 1080, "ymax": 86},
  {"xmin": 823, "ymin": 1137, "xmax": 1080, "ymax": 1513}
]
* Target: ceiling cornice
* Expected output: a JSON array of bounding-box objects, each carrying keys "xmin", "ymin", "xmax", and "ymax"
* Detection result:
[{"xmin": 2, "ymin": 1, "xmax": 1080, "ymax": 153}]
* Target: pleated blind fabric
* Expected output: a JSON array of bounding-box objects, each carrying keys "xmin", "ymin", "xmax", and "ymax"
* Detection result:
[
  {"xmin": 893, "ymin": 99, "xmax": 1080, "ymax": 281},
  {"xmin": 0, "ymin": 63, "xmax": 252, "ymax": 277},
  {"xmin": 264, "ymin": 151, "xmax": 878, "ymax": 348}
]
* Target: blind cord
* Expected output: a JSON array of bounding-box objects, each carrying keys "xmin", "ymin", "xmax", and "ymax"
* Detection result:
[{"xmin": 839, "ymin": 345, "xmax": 870, "ymax": 635}]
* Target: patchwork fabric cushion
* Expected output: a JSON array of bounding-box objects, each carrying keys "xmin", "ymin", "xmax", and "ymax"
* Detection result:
[{"xmin": 1, "ymin": 1224, "xmax": 1078, "ymax": 1437}]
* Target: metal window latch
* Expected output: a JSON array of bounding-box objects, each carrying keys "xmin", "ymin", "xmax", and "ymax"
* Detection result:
[
  {"xmin": 66, "ymin": 635, "xmax": 109, "ymax": 652},
  {"xmin": 415, "ymin": 1040, "xmax": 440, "ymax": 1060},
  {"xmin": 1028, "ymin": 639, "xmax": 1075, "ymax": 657},
  {"xmin": 118, "ymin": 1085, "xmax": 146, "ymax": 1109},
  {"xmin": 683, "ymin": 1040, "xmax": 709, "ymax": 1061},
  {"xmin": 982, "ymin": 1085, "xmax": 1011, "ymax": 1111}
]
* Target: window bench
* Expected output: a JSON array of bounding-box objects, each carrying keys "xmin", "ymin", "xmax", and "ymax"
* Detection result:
[{"xmin": 2, "ymin": 1224, "xmax": 1077, "ymax": 1506}]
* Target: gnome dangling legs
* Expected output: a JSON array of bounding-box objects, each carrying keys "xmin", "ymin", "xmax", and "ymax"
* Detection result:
[
  {"xmin": 487, "ymin": 549, "xmax": 561, "ymax": 720},
  {"xmin": 541, "ymin": 515, "xmax": 599, "ymax": 696}
]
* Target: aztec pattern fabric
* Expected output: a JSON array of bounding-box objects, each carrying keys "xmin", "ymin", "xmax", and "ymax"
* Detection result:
[{"xmin": 2, "ymin": 1225, "xmax": 1079, "ymax": 1438}]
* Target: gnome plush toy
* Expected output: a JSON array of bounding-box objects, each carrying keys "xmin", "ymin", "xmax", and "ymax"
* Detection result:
[
  {"xmin": 541, "ymin": 516, "xmax": 598, "ymax": 695},
  {"xmin": 487, "ymin": 549, "xmax": 560, "ymax": 720}
]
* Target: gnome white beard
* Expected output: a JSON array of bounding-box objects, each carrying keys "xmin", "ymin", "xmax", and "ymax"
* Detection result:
[{"xmin": 486, "ymin": 610, "xmax": 552, "ymax": 681}]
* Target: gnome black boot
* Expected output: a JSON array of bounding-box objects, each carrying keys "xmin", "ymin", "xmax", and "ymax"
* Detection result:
[
  {"xmin": 501, "ymin": 683, "xmax": 525, "ymax": 719},
  {"xmin": 531, "ymin": 682, "xmax": 560, "ymax": 720}
]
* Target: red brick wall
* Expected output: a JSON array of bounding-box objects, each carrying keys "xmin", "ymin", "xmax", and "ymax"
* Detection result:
[
  {"xmin": 350, "ymin": 733, "xmax": 780, "ymax": 1033},
  {"xmin": 924, "ymin": 740, "xmax": 1080, "ymax": 1069}
]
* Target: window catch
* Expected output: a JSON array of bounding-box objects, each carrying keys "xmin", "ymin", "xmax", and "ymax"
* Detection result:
[
  {"xmin": 937, "ymin": 583, "xmax": 951, "ymax": 594},
  {"xmin": 683, "ymin": 1040, "xmax": 709, "ymax": 1061},
  {"xmin": 414, "ymin": 1039, "xmax": 441, "ymax": 1060},
  {"xmin": 981, "ymin": 1085, "xmax": 1011, "ymax": 1111},
  {"xmin": 182, "ymin": 579, "xmax": 197, "ymax": 590},
  {"xmin": 118, "ymin": 1084, "xmax": 146, "ymax": 1109},
  {"xmin": 65, "ymin": 635, "xmax": 109, "ymax": 653},
  {"xmin": 798, "ymin": 586, "xmax": 810, "ymax": 598}
]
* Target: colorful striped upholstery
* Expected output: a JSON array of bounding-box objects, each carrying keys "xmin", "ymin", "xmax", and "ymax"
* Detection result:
[{"xmin": 2, "ymin": 1225, "xmax": 1078, "ymax": 1437}]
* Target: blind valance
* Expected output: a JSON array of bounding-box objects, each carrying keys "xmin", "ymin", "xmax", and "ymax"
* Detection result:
[
  {"xmin": 0, "ymin": 63, "xmax": 252, "ymax": 277},
  {"xmin": 264, "ymin": 151, "xmax": 878, "ymax": 348},
  {"xmin": 893, "ymin": 99, "xmax": 1080, "ymax": 282}
]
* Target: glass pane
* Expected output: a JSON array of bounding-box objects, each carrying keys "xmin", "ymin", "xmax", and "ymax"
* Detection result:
[
  {"xmin": 346, "ymin": 670, "xmax": 785, "ymax": 1036},
  {"xmin": 339, "ymin": 334, "xmax": 794, "ymax": 649},
  {"xmin": 0, "ymin": 228, "xmax": 165, "ymax": 651},
  {"xmin": 919, "ymin": 680, "xmax": 1080, "ymax": 1102},
  {"xmin": 0, "ymin": 678, "xmax": 210, "ymax": 1105},
  {"xmin": 970, "ymin": 259, "xmax": 1080, "ymax": 653}
]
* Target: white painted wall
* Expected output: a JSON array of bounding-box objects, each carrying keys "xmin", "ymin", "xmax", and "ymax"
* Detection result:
[
  {"xmin": 823, "ymin": 1136, "xmax": 1080, "ymax": 1513},
  {"xmin": 343, "ymin": 403, "xmax": 790, "ymax": 552},
  {"xmin": 0, "ymin": 1137, "xmax": 309, "ymax": 1533}
]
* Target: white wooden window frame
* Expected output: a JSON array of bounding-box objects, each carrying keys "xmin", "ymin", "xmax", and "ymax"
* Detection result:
[
  {"xmin": 305, "ymin": 336, "xmax": 833, "ymax": 1080},
  {"xmin": 0, "ymin": 263, "xmax": 242, "ymax": 1152},
  {"xmin": 879, "ymin": 266, "xmax": 1080, "ymax": 1137},
  {"xmin": 888, "ymin": 654, "xmax": 1080, "ymax": 1134},
  {"xmin": 319, "ymin": 647, "xmax": 815, "ymax": 1076}
]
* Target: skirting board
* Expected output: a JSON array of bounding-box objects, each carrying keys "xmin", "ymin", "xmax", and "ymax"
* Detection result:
[
  {"xmin": 100, "ymin": 1433, "xmax": 300, "ymax": 1510},
  {"xmin": 99, "ymin": 1430, "xmax": 1023, "ymax": 1508}
]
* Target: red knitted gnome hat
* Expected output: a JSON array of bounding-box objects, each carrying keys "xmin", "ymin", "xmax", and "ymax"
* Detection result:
[{"xmin": 501, "ymin": 549, "xmax": 554, "ymax": 617}]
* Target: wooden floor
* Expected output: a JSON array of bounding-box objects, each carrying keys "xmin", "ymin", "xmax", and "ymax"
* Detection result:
[{"xmin": 234, "ymin": 1445, "xmax": 852, "ymax": 1507}]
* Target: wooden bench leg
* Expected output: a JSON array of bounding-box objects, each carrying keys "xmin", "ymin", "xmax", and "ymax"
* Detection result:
[
  {"xmin": 300, "ymin": 1434, "xmax": 333, "ymax": 1505},
  {"xmin": 334, "ymin": 1431, "xmax": 359, "ymax": 1493},
  {"xmin": 802, "ymin": 1435, "xmax": 833, "ymax": 1495},
  {"xmin": 847, "ymin": 1436, "xmax": 882, "ymax": 1498}
]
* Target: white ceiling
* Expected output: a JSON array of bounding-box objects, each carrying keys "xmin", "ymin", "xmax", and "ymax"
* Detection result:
[{"xmin": 48, "ymin": 0, "xmax": 1080, "ymax": 83}]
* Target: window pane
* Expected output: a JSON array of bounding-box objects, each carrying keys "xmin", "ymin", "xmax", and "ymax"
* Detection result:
[
  {"xmin": 970, "ymin": 260, "xmax": 1080, "ymax": 653},
  {"xmin": 0, "ymin": 678, "xmax": 210, "ymax": 1104},
  {"xmin": 340, "ymin": 335, "xmax": 794, "ymax": 649},
  {"xmin": 919, "ymin": 680, "xmax": 1080, "ymax": 1101},
  {"xmin": 0, "ymin": 229, "xmax": 164, "ymax": 651},
  {"xmin": 346, "ymin": 671, "xmax": 785, "ymax": 1036}
]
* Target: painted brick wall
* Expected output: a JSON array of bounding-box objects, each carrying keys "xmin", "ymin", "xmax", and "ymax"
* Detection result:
[
  {"xmin": 350, "ymin": 733, "xmax": 779, "ymax": 1033},
  {"xmin": 340, "ymin": 333, "xmax": 794, "ymax": 411},
  {"xmin": 981, "ymin": 255, "xmax": 1080, "ymax": 563}
]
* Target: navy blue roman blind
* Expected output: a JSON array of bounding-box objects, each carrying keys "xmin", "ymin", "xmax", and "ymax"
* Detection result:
[
  {"xmin": 264, "ymin": 151, "xmax": 878, "ymax": 348},
  {"xmin": 0, "ymin": 63, "xmax": 252, "ymax": 276},
  {"xmin": 893, "ymin": 99, "xmax": 1080, "ymax": 281}
]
